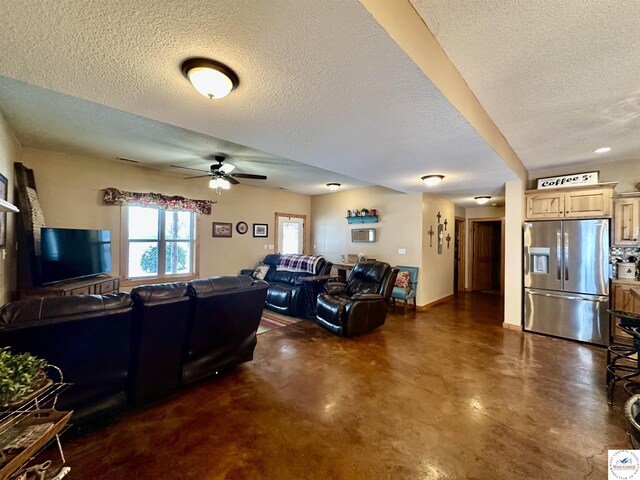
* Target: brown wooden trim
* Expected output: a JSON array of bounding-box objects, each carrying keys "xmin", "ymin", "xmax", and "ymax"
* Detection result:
[
  {"xmin": 416, "ymin": 294, "xmax": 455, "ymax": 311},
  {"xmin": 455, "ymin": 216, "xmax": 465, "ymax": 292},
  {"xmin": 120, "ymin": 274, "xmax": 199, "ymax": 288},
  {"xmin": 502, "ymin": 322, "xmax": 523, "ymax": 332},
  {"xmin": 468, "ymin": 217, "xmax": 505, "ymax": 293},
  {"xmin": 274, "ymin": 212, "xmax": 307, "ymax": 254}
]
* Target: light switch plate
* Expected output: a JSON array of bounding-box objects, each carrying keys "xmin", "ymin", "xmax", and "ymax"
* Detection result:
[{"xmin": 398, "ymin": 248, "xmax": 406, "ymax": 255}]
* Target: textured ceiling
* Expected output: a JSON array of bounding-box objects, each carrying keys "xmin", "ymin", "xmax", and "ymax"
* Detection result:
[
  {"xmin": 0, "ymin": 76, "xmax": 369, "ymax": 196},
  {"xmin": 411, "ymin": 0, "xmax": 640, "ymax": 170},
  {"xmin": 0, "ymin": 0, "xmax": 517, "ymax": 207}
]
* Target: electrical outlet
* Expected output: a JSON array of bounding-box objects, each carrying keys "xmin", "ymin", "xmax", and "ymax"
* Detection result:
[
  {"xmin": 398, "ymin": 248, "xmax": 406, "ymax": 255},
  {"xmin": 264, "ymin": 245, "xmax": 268, "ymax": 250},
  {"xmin": 268, "ymin": 244, "xmax": 274, "ymax": 249}
]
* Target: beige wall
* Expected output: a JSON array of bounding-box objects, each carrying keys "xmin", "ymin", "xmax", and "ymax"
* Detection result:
[
  {"xmin": 21, "ymin": 147, "xmax": 311, "ymax": 281},
  {"xmin": 504, "ymin": 179, "xmax": 525, "ymax": 326},
  {"xmin": 421, "ymin": 194, "xmax": 456, "ymax": 304},
  {"xmin": 529, "ymin": 158, "xmax": 640, "ymax": 194},
  {"xmin": 311, "ymin": 186, "xmax": 425, "ymax": 300},
  {"xmin": 0, "ymin": 113, "xmax": 21, "ymax": 303}
]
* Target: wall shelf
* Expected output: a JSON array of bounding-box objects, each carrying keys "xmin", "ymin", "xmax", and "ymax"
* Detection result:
[{"xmin": 346, "ymin": 215, "xmax": 378, "ymax": 224}]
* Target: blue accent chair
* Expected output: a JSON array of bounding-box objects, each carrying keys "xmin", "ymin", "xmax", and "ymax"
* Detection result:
[{"xmin": 391, "ymin": 266, "xmax": 419, "ymax": 315}]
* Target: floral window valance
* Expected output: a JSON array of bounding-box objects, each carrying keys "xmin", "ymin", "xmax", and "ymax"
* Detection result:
[{"xmin": 103, "ymin": 187, "xmax": 213, "ymax": 215}]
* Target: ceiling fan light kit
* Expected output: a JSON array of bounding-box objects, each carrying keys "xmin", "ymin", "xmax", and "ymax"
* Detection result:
[
  {"xmin": 184, "ymin": 154, "xmax": 267, "ymax": 195},
  {"xmin": 421, "ymin": 175, "xmax": 444, "ymax": 187},
  {"xmin": 181, "ymin": 58, "xmax": 239, "ymax": 99},
  {"xmin": 474, "ymin": 196, "xmax": 491, "ymax": 205}
]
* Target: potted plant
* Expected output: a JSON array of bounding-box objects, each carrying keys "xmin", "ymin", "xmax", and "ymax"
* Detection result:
[
  {"xmin": 0, "ymin": 348, "xmax": 49, "ymax": 407},
  {"xmin": 360, "ymin": 208, "xmax": 370, "ymax": 217}
]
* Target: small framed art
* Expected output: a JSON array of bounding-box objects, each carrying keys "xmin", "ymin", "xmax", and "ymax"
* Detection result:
[
  {"xmin": 253, "ymin": 223, "xmax": 268, "ymax": 238},
  {"xmin": 212, "ymin": 222, "xmax": 233, "ymax": 238}
]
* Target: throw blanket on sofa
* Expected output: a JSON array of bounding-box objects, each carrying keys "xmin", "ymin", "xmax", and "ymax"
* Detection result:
[{"xmin": 276, "ymin": 254, "xmax": 324, "ymax": 274}]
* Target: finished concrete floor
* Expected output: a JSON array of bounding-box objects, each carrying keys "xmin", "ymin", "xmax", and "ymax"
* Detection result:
[{"xmin": 63, "ymin": 293, "xmax": 629, "ymax": 479}]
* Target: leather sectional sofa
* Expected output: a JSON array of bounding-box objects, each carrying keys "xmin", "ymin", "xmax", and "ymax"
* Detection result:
[
  {"xmin": 242, "ymin": 254, "xmax": 333, "ymax": 317},
  {"xmin": 0, "ymin": 275, "xmax": 267, "ymax": 428}
]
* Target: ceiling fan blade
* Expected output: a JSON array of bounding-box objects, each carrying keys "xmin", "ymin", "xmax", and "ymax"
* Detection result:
[
  {"xmin": 231, "ymin": 173, "xmax": 268, "ymax": 180},
  {"xmin": 227, "ymin": 176, "xmax": 240, "ymax": 185},
  {"xmin": 171, "ymin": 165, "xmax": 209, "ymax": 173},
  {"xmin": 219, "ymin": 163, "xmax": 236, "ymax": 174},
  {"xmin": 184, "ymin": 174, "xmax": 212, "ymax": 179}
]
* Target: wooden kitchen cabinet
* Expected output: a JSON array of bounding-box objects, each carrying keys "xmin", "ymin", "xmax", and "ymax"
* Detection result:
[
  {"xmin": 611, "ymin": 280, "xmax": 640, "ymax": 345},
  {"xmin": 525, "ymin": 183, "xmax": 615, "ymax": 220},
  {"xmin": 613, "ymin": 195, "xmax": 640, "ymax": 246}
]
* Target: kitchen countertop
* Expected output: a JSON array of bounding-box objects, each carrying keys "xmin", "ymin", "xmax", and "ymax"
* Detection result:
[{"xmin": 612, "ymin": 277, "xmax": 640, "ymax": 286}]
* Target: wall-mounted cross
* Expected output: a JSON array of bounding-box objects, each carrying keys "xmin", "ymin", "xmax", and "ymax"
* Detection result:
[
  {"xmin": 436, "ymin": 211, "xmax": 441, "ymax": 224},
  {"xmin": 446, "ymin": 233, "xmax": 452, "ymax": 249},
  {"xmin": 428, "ymin": 226, "xmax": 434, "ymax": 247},
  {"xmin": 444, "ymin": 219, "xmax": 448, "ymax": 231}
]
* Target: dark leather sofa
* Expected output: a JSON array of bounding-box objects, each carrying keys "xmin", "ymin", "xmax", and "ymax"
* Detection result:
[
  {"xmin": 0, "ymin": 293, "xmax": 133, "ymax": 426},
  {"xmin": 316, "ymin": 261, "xmax": 399, "ymax": 337},
  {"xmin": 242, "ymin": 254, "xmax": 333, "ymax": 317},
  {"xmin": 0, "ymin": 275, "xmax": 267, "ymax": 427}
]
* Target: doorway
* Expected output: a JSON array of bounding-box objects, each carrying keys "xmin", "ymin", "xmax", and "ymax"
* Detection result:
[
  {"xmin": 469, "ymin": 218, "xmax": 504, "ymax": 294},
  {"xmin": 275, "ymin": 213, "xmax": 306, "ymax": 255},
  {"xmin": 454, "ymin": 217, "xmax": 465, "ymax": 293}
]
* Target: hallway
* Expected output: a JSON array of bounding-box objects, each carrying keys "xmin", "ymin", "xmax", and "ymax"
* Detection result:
[{"xmin": 63, "ymin": 293, "xmax": 627, "ymax": 479}]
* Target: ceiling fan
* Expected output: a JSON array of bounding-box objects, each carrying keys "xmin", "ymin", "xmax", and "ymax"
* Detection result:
[{"xmin": 177, "ymin": 155, "xmax": 267, "ymax": 193}]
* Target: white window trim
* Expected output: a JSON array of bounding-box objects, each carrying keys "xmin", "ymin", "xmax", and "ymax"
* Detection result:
[{"xmin": 120, "ymin": 207, "xmax": 200, "ymax": 286}]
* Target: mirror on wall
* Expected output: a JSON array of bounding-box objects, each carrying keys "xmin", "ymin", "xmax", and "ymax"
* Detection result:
[{"xmin": 351, "ymin": 228, "xmax": 376, "ymax": 243}]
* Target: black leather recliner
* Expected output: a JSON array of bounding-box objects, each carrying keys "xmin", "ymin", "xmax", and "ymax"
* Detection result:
[
  {"xmin": 183, "ymin": 275, "xmax": 268, "ymax": 385},
  {"xmin": 129, "ymin": 282, "xmax": 191, "ymax": 404},
  {"xmin": 315, "ymin": 261, "xmax": 399, "ymax": 337}
]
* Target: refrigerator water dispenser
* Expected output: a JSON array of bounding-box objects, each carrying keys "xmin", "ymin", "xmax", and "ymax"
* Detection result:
[{"xmin": 530, "ymin": 247, "xmax": 550, "ymax": 274}]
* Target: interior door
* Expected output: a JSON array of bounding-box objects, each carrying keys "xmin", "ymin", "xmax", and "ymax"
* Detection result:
[
  {"xmin": 472, "ymin": 221, "xmax": 498, "ymax": 291},
  {"xmin": 276, "ymin": 215, "xmax": 305, "ymax": 255}
]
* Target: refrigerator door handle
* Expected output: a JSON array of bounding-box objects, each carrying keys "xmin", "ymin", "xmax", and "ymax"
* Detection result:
[
  {"xmin": 556, "ymin": 230, "xmax": 562, "ymax": 280},
  {"xmin": 527, "ymin": 289, "xmax": 608, "ymax": 302},
  {"xmin": 564, "ymin": 229, "xmax": 569, "ymax": 281}
]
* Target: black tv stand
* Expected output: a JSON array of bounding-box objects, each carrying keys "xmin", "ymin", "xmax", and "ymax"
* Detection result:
[{"xmin": 19, "ymin": 274, "xmax": 119, "ymax": 299}]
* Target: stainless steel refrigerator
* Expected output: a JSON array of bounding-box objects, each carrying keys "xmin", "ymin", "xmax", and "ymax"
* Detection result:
[{"xmin": 524, "ymin": 219, "xmax": 609, "ymax": 345}]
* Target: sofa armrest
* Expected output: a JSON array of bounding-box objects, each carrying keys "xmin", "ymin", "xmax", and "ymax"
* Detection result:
[
  {"xmin": 349, "ymin": 293, "xmax": 384, "ymax": 302},
  {"xmin": 324, "ymin": 282, "xmax": 347, "ymax": 295}
]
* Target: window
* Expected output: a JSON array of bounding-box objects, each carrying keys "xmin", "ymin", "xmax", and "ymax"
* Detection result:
[{"xmin": 124, "ymin": 206, "xmax": 197, "ymax": 280}]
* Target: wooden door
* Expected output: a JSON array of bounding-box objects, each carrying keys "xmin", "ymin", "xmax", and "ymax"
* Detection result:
[
  {"xmin": 472, "ymin": 221, "xmax": 500, "ymax": 291},
  {"xmin": 565, "ymin": 188, "xmax": 612, "ymax": 218},
  {"xmin": 454, "ymin": 218, "xmax": 465, "ymax": 293},
  {"xmin": 526, "ymin": 191, "xmax": 565, "ymax": 220},
  {"xmin": 613, "ymin": 197, "xmax": 640, "ymax": 246}
]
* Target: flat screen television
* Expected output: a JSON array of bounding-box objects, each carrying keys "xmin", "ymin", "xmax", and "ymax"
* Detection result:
[{"xmin": 40, "ymin": 228, "xmax": 112, "ymax": 285}]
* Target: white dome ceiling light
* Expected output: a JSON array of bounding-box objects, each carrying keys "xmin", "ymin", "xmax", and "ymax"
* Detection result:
[
  {"xmin": 421, "ymin": 175, "xmax": 444, "ymax": 187},
  {"xmin": 181, "ymin": 58, "xmax": 239, "ymax": 100},
  {"xmin": 474, "ymin": 196, "xmax": 491, "ymax": 205}
]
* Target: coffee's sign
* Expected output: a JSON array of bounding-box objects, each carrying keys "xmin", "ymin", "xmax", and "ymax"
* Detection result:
[{"xmin": 536, "ymin": 171, "xmax": 599, "ymax": 189}]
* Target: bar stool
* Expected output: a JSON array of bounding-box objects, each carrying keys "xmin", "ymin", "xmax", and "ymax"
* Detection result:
[{"xmin": 607, "ymin": 310, "xmax": 640, "ymax": 403}]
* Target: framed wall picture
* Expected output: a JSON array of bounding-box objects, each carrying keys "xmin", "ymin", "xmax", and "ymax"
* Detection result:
[
  {"xmin": 253, "ymin": 223, "xmax": 268, "ymax": 238},
  {"xmin": 212, "ymin": 222, "xmax": 232, "ymax": 238},
  {"xmin": 0, "ymin": 174, "xmax": 7, "ymax": 248}
]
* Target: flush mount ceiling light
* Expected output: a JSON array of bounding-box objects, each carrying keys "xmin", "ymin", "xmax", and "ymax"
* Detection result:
[
  {"xmin": 181, "ymin": 58, "xmax": 239, "ymax": 100},
  {"xmin": 327, "ymin": 183, "xmax": 341, "ymax": 192},
  {"xmin": 421, "ymin": 175, "xmax": 444, "ymax": 187},
  {"xmin": 474, "ymin": 196, "xmax": 491, "ymax": 205},
  {"xmin": 593, "ymin": 147, "xmax": 611, "ymax": 154}
]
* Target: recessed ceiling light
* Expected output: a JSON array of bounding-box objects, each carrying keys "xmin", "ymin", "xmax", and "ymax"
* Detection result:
[
  {"xmin": 593, "ymin": 147, "xmax": 611, "ymax": 154},
  {"xmin": 181, "ymin": 58, "xmax": 239, "ymax": 99},
  {"xmin": 474, "ymin": 196, "xmax": 491, "ymax": 205},
  {"xmin": 421, "ymin": 175, "xmax": 444, "ymax": 187},
  {"xmin": 326, "ymin": 183, "xmax": 341, "ymax": 192}
]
